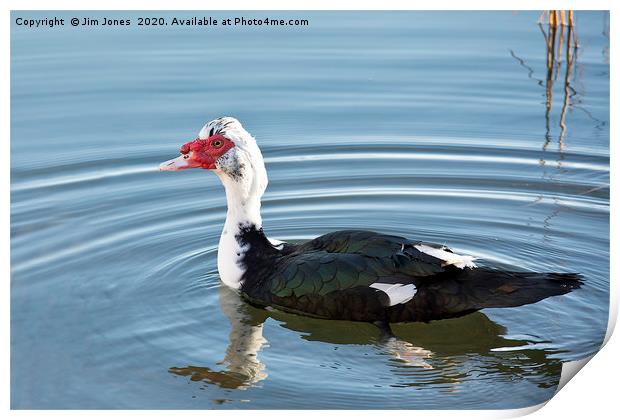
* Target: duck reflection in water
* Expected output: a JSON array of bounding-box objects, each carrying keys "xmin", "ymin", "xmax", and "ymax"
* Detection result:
[
  {"xmin": 169, "ymin": 286, "xmax": 268, "ymax": 390},
  {"xmin": 169, "ymin": 285, "xmax": 562, "ymax": 391}
]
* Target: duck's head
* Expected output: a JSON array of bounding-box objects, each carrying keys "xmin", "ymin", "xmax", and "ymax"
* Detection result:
[{"xmin": 160, "ymin": 117, "xmax": 268, "ymax": 200}]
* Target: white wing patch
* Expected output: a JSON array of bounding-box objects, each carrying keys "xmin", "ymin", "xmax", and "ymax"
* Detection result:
[
  {"xmin": 414, "ymin": 244, "xmax": 477, "ymax": 269},
  {"xmin": 370, "ymin": 283, "xmax": 417, "ymax": 306},
  {"xmin": 268, "ymin": 237, "xmax": 286, "ymax": 250}
]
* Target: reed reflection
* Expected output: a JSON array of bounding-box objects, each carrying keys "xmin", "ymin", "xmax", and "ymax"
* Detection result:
[
  {"xmin": 539, "ymin": 11, "xmax": 577, "ymax": 152},
  {"xmin": 511, "ymin": 11, "xmax": 579, "ymax": 240},
  {"xmin": 510, "ymin": 11, "xmax": 578, "ymax": 155}
]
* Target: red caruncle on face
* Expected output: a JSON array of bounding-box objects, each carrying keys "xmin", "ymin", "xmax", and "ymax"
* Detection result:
[{"xmin": 180, "ymin": 134, "xmax": 235, "ymax": 169}]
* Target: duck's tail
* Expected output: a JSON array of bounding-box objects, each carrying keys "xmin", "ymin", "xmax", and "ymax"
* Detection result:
[
  {"xmin": 412, "ymin": 268, "xmax": 583, "ymax": 322},
  {"xmin": 455, "ymin": 268, "xmax": 583, "ymax": 310}
]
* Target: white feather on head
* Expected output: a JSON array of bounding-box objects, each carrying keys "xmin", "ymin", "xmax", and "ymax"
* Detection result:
[{"xmin": 198, "ymin": 116, "xmax": 268, "ymax": 201}]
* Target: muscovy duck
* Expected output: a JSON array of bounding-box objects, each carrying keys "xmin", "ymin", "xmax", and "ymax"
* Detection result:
[{"xmin": 160, "ymin": 117, "xmax": 582, "ymax": 325}]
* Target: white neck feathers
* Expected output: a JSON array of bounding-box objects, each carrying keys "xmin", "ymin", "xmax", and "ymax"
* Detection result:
[{"xmin": 215, "ymin": 152, "xmax": 267, "ymax": 290}]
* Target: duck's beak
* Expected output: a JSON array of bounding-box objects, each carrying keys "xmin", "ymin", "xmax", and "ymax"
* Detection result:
[{"xmin": 159, "ymin": 154, "xmax": 201, "ymax": 171}]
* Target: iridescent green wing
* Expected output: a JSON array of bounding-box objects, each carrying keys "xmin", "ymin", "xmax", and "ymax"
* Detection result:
[
  {"xmin": 269, "ymin": 251, "xmax": 444, "ymax": 300},
  {"xmin": 270, "ymin": 251, "xmax": 368, "ymax": 298}
]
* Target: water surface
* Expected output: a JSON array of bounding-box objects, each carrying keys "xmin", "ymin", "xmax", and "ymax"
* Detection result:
[{"xmin": 11, "ymin": 11, "xmax": 609, "ymax": 409}]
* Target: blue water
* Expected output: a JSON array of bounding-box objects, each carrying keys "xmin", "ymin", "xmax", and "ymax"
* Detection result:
[{"xmin": 11, "ymin": 11, "xmax": 609, "ymax": 409}]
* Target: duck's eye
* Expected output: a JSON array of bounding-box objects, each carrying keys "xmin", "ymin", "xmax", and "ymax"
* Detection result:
[{"xmin": 212, "ymin": 140, "xmax": 223, "ymax": 148}]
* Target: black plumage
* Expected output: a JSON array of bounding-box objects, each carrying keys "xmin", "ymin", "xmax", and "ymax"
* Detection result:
[{"xmin": 237, "ymin": 227, "xmax": 582, "ymax": 323}]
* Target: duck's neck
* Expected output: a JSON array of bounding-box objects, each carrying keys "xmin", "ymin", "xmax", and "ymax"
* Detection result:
[{"xmin": 217, "ymin": 176, "xmax": 268, "ymax": 289}]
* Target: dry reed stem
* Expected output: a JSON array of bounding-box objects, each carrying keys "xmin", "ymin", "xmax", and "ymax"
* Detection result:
[{"xmin": 544, "ymin": 10, "xmax": 574, "ymax": 27}]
